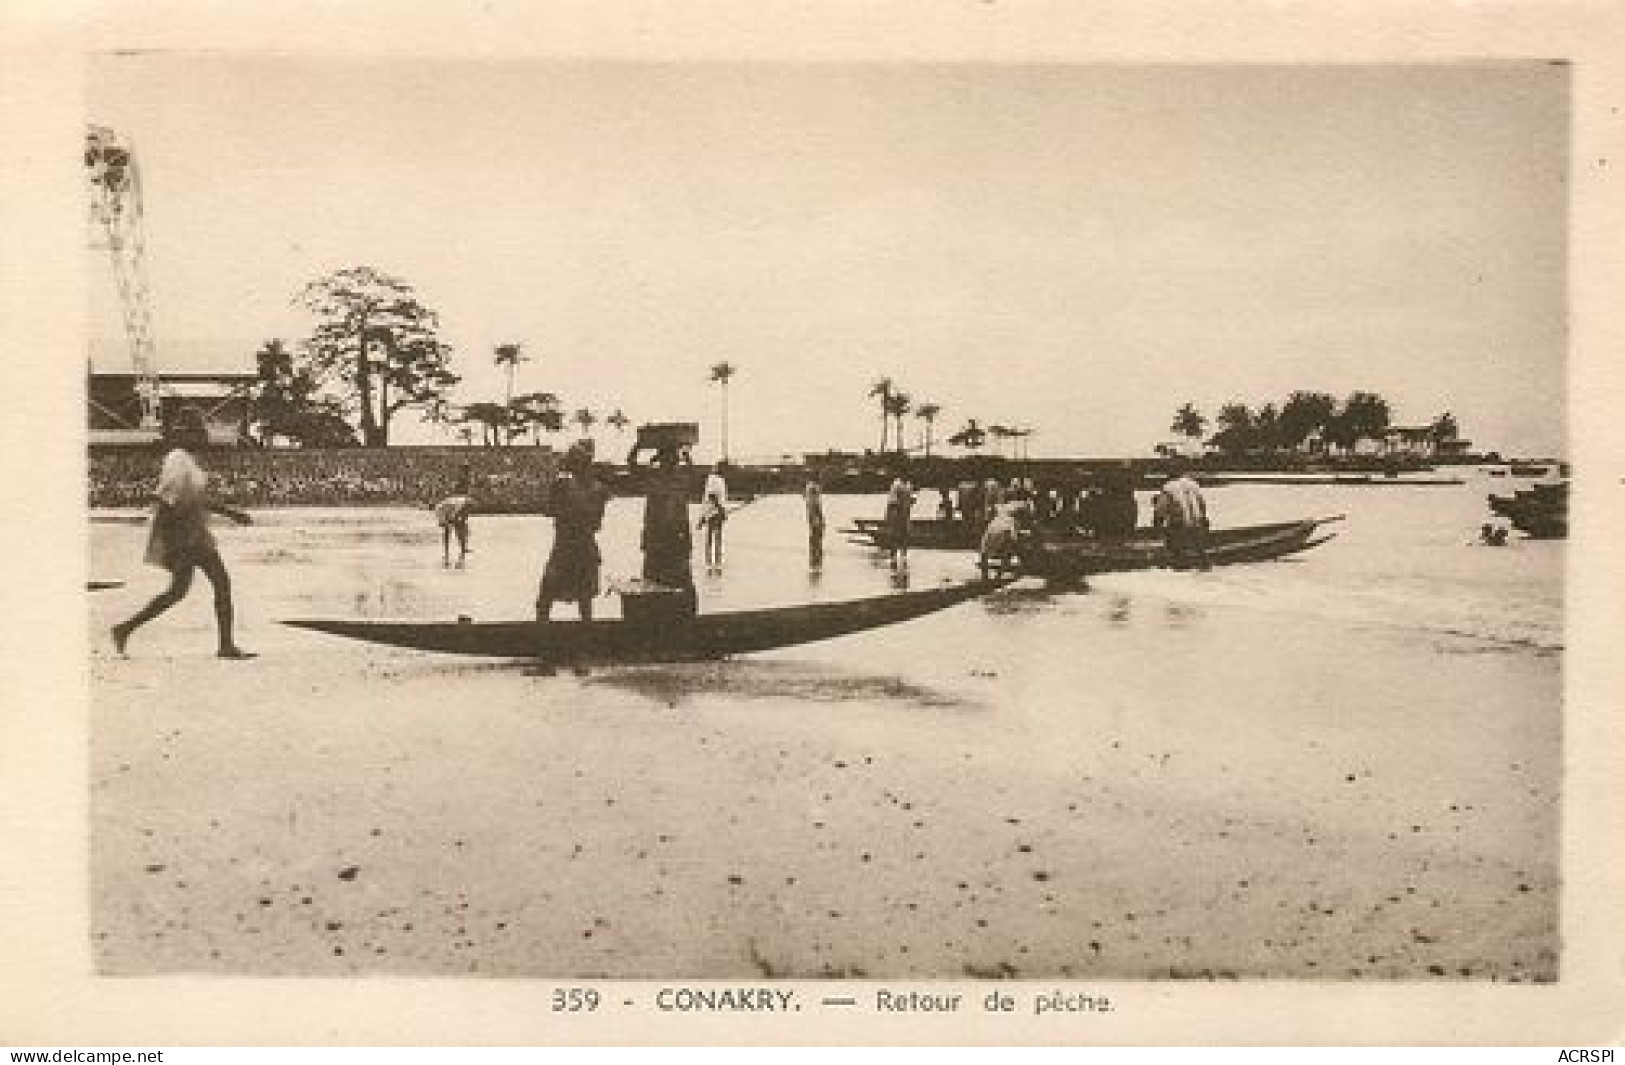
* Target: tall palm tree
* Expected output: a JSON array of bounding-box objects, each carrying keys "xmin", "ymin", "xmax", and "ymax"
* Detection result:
[
  {"xmin": 708, "ymin": 361, "xmax": 737, "ymax": 462},
  {"xmin": 988, "ymin": 423, "xmax": 1015, "ymax": 458},
  {"xmin": 885, "ymin": 391, "xmax": 913, "ymax": 453},
  {"xmin": 494, "ymin": 343, "xmax": 527, "ymax": 407},
  {"xmin": 868, "ymin": 377, "xmax": 894, "ymax": 453},
  {"xmin": 914, "ymin": 402, "xmax": 943, "ymax": 457},
  {"xmin": 573, "ymin": 407, "xmax": 597, "ymax": 439},
  {"xmin": 606, "ymin": 408, "xmax": 631, "ymax": 440}
]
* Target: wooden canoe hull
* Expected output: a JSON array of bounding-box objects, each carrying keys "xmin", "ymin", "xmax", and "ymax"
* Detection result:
[
  {"xmin": 283, "ymin": 578, "xmax": 1009, "ymax": 662},
  {"xmin": 1019, "ymin": 518, "xmax": 1343, "ymax": 577}
]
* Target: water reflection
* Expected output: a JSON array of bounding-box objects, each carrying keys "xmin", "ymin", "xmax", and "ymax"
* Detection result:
[{"xmin": 585, "ymin": 660, "xmax": 981, "ymax": 710}]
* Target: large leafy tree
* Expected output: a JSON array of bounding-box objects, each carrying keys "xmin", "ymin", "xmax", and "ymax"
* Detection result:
[
  {"xmin": 1278, "ymin": 391, "xmax": 1337, "ymax": 450},
  {"xmin": 1338, "ymin": 391, "xmax": 1392, "ymax": 448},
  {"xmin": 1209, "ymin": 402, "xmax": 1256, "ymax": 455},
  {"xmin": 1253, "ymin": 403, "xmax": 1282, "ymax": 453},
  {"xmin": 294, "ymin": 266, "xmax": 461, "ymax": 447},
  {"xmin": 249, "ymin": 338, "xmax": 356, "ymax": 447}
]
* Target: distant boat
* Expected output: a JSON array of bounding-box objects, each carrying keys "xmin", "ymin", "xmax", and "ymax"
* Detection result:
[
  {"xmin": 1488, "ymin": 481, "xmax": 1568, "ymax": 539},
  {"xmin": 1018, "ymin": 517, "xmax": 1345, "ymax": 578}
]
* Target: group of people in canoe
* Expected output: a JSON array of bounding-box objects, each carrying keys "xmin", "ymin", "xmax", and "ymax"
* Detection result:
[{"xmin": 874, "ymin": 459, "xmax": 1213, "ymax": 576}]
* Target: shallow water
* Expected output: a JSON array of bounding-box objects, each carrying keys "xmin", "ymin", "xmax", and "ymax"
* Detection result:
[
  {"xmin": 92, "ymin": 469, "xmax": 1563, "ymax": 653},
  {"xmin": 87, "ymin": 471, "xmax": 1562, "ymax": 978}
]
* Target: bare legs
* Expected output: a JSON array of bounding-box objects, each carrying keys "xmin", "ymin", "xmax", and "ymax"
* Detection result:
[
  {"xmin": 703, "ymin": 523, "xmax": 724, "ymax": 571},
  {"xmin": 442, "ymin": 521, "xmax": 469, "ymax": 566},
  {"xmin": 112, "ymin": 549, "xmax": 252, "ymax": 658}
]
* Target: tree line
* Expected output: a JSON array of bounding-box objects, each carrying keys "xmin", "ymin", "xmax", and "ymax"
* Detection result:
[
  {"xmin": 1168, "ymin": 392, "xmax": 1461, "ymax": 457},
  {"xmin": 249, "ymin": 266, "xmax": 728, "ymax": 454},
  {"xmin": 865, "ymin": 377, "xmax": 1034, "ymax": 460}
]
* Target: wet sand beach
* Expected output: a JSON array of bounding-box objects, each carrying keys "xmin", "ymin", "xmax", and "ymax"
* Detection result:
[{"xmin": 88, "ymin": 481, "xmax": 1561, "ymax": 979}]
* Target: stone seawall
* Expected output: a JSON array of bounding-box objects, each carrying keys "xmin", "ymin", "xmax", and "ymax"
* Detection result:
[{"xmin": 89, "ymin": 446, "xmax": 561, "ymax": 509}]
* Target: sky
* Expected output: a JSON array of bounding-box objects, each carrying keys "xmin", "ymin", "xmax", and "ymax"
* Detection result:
[{"xmin": 88, "ymin": 55, "xmax": 1569, "ymax": 459}]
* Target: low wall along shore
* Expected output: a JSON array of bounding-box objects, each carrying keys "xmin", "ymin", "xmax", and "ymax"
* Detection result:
[{"xmin": 89, "ymin": 445, "xmax": 562, "ymax": 510}]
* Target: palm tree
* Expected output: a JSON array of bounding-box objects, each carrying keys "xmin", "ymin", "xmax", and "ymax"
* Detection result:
[
  {"xmin": 606, "ymin": 408, "xmax": 631, "ymax": 441},
  {"xmin": 988, "ymin": 423, "xmax": 1015, "ymax": 458},
  {"xmin": 1012, "ymin": 426, "xmax": 1035, "ymax": 461},
  {"xmin": 947, "ymin": 418, "xmax": 987, "ymax": 452},
  {"xmin": 460, "ymin": 402, "xmax": 510, "ymax": 448},
  {"xmin": 914, "ymin": 402, "xmax": 943, "ymax": 457},
  {"xmin": 573, "ymin": 407, "xmax": 597, "ymax": 439},
  {"xmin": 494, "ymin": 343, "xmax": 527, "ymax": 407},
  {"xmin": 885, "ymin": 391, "xmax": 913, "ymax": 453},
  {"xmin": 868, "ymin": 377, "xmax": 894, "ymax": 453},
  {"xmin": 512, "ymin": 391, "xmax": 560, "ymax": 445},
  {"xmin": 1170, "ymin": 402, "xmax": 1207, "ymax": 442},
  {"xmin": 708, "ymin": 361, "xmax": 737, "ymax": 461}
]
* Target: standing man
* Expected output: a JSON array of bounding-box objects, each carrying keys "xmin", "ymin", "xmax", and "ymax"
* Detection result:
[
  {"xmin": 536, "ymin": 441, "xmax": 610, "ymax": 621},
  {"xmin": 111, "ymin": 408, "xmax": 254, "ymax": 659},
  {"xmin": 804, "ymin": 475, "xmax": 826, "ymax": 571},
  {"xmin": 882, "ymin": 466, "xmax": 915, "ymax": 571},
  {"xmin": 698, "ymin": 461, "xmax": 729, "ymax": 573},
  {"xmin": 1152, "ymin": 459, "xmax": 1210, "ymax": 569}
]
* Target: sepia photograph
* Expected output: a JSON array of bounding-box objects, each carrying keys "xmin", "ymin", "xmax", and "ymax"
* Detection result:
[
  {"xmin": 4, "ymin": 2, "xmax": 1624, "ymax": 1046},
  {"xmin": 82, "ymin": 54, "xmax": 1565, "ymax": 981}
]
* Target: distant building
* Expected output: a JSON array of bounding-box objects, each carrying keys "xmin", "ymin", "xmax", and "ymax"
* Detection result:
[
  {"xmin": 89, "ymin": 337, "xmax": 256, "ymax": 446},
  {"xmin": 1380, "ymin": 426, "xmax": 1471, "ymax": 459},
  {"xmin": 89, "ymin": 371, "xmax": 255, "ymax": 446}
]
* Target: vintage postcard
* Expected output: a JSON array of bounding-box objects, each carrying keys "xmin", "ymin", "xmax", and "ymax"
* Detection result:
[{"xmin": 2, "ymin": 0, "xmax": 1622, "ymax": 1048}]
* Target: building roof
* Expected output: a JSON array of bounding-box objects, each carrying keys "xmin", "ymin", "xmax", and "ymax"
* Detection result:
[{"xmin": 89, "ymin": 336, "xmax": 256, "ymax": 376}]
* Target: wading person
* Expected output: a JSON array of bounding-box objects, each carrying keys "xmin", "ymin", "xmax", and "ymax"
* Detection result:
[
  {"xmin": 979, "ymin": 489, "xmax": 1032, "ymax": 579},
  {"xmin": 1153, "ymin": 460, "xmax": 1210, "ymax": 569},
  {"xmin": 628, "ymin": 436, "xmax": 698, "ymax": 621},
  {"xmin": 698, "ymin": 461, "xmax": 729, "ymax": 572},
  {"xmin": 111, "ymin": 409, "xmax": 254, "ymax": 659},
  {"xmin": 536, "ymin": 441, "xmax": 609, "ymax": 622},
  {"xmin": 697, "ymin": 487, "xmax": 727, "ymax": 573},
  {"xmin": 434, "ymin": 464, "xmax": 475, "ymax": 566},
  {"xmin": 883, "ymin": 467, "xmax": 915, "ymax": 571},
  {"xmin": 804, "ymin": 475, "xmax": 826, "ymax": 570}
]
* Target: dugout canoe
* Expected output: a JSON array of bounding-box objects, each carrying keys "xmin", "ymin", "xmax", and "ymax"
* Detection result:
[
  {"xmin": 844, "ymin": 517, "xmax": 981, "ymax": 551},
  {"xmin": 283, "ymin": 577, "xmax": 1010, "ymax": 663},
  {"xmin": 1018, "ymin": 516, "xmax": 1344, "ymax": 577}
]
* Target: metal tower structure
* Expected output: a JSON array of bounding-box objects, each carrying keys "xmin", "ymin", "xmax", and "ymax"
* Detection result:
[{"xmin": 86, "ymin": 124, "xmax": 162, "ymax": 430}]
